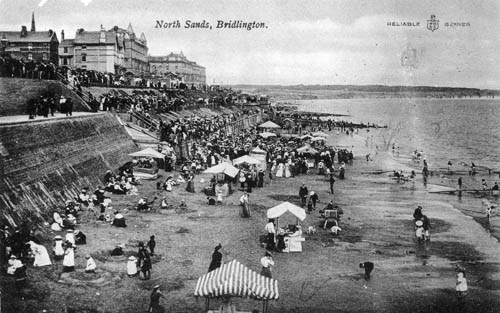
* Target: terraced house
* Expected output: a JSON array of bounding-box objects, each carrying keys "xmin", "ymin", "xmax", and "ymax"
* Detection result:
[{"xmin": 0, "ymin": 13, "xmax": 59, "ymax": 64}]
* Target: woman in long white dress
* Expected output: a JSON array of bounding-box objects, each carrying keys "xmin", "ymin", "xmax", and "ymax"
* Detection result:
[
  {"xmin": 62, "ymin": 242, "xmax": 75, "ymax": 272},
  {"xmin": 27, "ymin": 241, "xmax": 52, "ymax": 267},
  {"xmin": 284, "ymin": 163, "xmax": 292, "ymax": 178},
  {"xmin": 53, "ymin": 236, "xmax": 65, "ymax": 260},
  {"xmin": 276, "ymin": 163, "xmax": 285, "ymax": 178}
]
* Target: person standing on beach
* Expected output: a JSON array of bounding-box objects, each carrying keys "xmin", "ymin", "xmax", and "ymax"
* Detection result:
[
  {"xmin": 329, "ymin": 173, "xmax": 336, "ymax": 194},
  {"xmin": 260, "ymin": 251, "xmax": 274, "ymax": 278},
  {"xmin": 359, "ymin": 261, "xmax": 374, "ymax": 280},
  {"xmin": 299, "ymin": 184, "xmax": 308, "ymax": 207},
  {"xmin": 240, "ymin": 192, "xmax": 250, "ymax": 217},
  {"xmin": 456, "ymin": 271, "xmax": 468, "ymax": 301},
  {"xmin": 208, "ymin": 244, "xmax": 223, "ymax": 272},
  {"xmin": 148, "ymin": 285, "xmax": 165, "ymax": 313},
  {"xmin": 147, "ymin": 235, "xmax": 156, "ymax": 256},
  {"xmin": 309, "ymin": 191, "xmax": 319, "ymax": 209}
]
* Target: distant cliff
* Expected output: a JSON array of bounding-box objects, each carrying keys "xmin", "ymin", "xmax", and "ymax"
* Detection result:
[{"xmin": 232, "ymin": 84, "xmax": 500, "ymax": 99}]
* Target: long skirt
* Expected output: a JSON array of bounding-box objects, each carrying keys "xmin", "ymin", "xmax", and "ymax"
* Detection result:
[
  {"xmin": 266, "ymin": 233, "xmax": 276, "ymax": 251},
  {"xmin": 261, "ymin": 267, "xmax": 272, "ymax": 278},
  {"xmin": 241, "ymin": 203, "xmax": 251, "ymax": 217},
  {"xmin": 63, "ymin": 266, "xmax": 75, "ymax": 272}
]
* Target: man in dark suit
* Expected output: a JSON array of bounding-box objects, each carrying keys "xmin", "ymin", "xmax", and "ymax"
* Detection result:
[{"xmin": 299, "ymin": 183, "xmax": 308, "ymax": 207}]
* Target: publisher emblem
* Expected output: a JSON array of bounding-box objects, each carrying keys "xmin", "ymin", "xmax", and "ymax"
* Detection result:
[{"xmin": 427, "ymin": 15, "xmax": 439, "ymax": 32}]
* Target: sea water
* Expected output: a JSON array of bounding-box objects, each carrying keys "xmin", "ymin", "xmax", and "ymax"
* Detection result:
[{"xmin": 298, "ymin": 98, "xmax": 500, "ymax": 171}]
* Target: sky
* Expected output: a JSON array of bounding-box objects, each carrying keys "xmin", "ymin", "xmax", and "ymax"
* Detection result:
[{"xmin": 1, "ymin": 0, "xmax": 499, "ymax": 88}]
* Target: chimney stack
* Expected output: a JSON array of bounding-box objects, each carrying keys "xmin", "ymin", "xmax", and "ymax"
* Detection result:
[
  {"xmin": 31, "ymin": 12, "xmax": 36, "ymax": 32},
  {"xmin": 21, "ymin": 26, "xmax": 28, "ymax": 37},
  {"xmin": 61, "ymin": 30, "xmax": 65, "ymax": 40},
  {"xmin": 99, "ymin": 24, "xmax": 106, "ymax": 43}
]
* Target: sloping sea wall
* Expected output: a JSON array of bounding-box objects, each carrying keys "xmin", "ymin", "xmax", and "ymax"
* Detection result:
[
  {"xmin": 0, "ymin": 77, "xmax": 88, "ymax": 116},
  {"xmin": 0, "ymin": 113, "xmax": 137, "ymax": 226}
]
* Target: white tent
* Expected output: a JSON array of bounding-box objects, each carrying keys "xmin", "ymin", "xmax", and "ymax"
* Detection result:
[
  {"xmin": 204, "ymin": 162, "xmax": 240, "ymax": 178},
  {"xmin": 258, "ymin": 121, "xmax": 281, "ymax": 129},
  {"xmin": 267, "ymin": 202, "xmax": 307, "ymax": 221},
  {"xmin": 128, "ymin": 148, "xmax": 165, "ymax": 159},
  {"xmin": 259, "ymin": 132, "xmax": 277, "ymax": 139},
  {"xmin": 296, "ymin": 145, "xmax": 319, "ymax": 154},
  {"xmin": 233, "ymin": 155, "xmax": 261, "ymax": 166},
  {"xmin": 250, "ymin": 147, "xmax": 267, "ymax": 170}
]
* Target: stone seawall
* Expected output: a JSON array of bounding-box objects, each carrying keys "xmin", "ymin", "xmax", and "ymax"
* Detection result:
[
  {"xmin": 0, "ymin": 77, "xmax": 88, "ymax": 116},
  {"xmin": 0, "ymin": 113, "xmax": 137, "ymax": 226}
]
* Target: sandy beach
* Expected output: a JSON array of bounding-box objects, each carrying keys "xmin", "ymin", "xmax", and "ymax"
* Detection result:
[{"xmin": 3, "ymin": 129, "xmax": 500, "ymax": 313}]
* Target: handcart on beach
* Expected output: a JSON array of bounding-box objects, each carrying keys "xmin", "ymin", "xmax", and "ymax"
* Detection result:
[{"xmin": 319, "ymin": 205, "xmax": 343, "ymax": 229}]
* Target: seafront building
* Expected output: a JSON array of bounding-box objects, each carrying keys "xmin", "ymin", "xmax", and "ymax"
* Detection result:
[
  {"xmin": 58, "ymin": 23, "xmax": 148, "ymax": 76},
  {"xmin": 148, "ymin": 51, "xmax": 206, "ymax": 87},
  {"xmin": 0, "ymin": 13, "xmax": 59, "ymax": 64},
  {"xmin": 1, "ymin": 15, "xmax": 206, "ymax": 84}
]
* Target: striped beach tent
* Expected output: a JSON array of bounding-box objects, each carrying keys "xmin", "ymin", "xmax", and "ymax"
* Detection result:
[{"xmin": 194, "ymin": 259, "xmax": 279, "ymax": 312}]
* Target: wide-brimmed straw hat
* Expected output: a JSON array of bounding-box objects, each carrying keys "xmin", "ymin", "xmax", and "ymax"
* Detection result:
[{"xmin": 415, "ymin": 220, "xmax": 424, "ymax": 227}]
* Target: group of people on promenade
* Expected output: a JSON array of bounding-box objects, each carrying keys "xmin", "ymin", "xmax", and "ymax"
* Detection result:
[
  {"xmin": 0, "ymin": 56, "xmax": 57, "ymax": 79},
  {"xmin": 26, "ymin": 94, "xmax": 73, "ymax": 119}
]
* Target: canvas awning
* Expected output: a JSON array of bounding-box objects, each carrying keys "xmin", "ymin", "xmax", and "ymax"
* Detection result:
[
  {"xmin": 259, "ymin": 132, "xmax": 277, "ymax": 138},
  {"xmin": 267, "ymin": 202, "xmax": 306, "ymax": 221},
  {"xmin": 251, "ymin": 147, "xmax": 267, "ymax": 155},
  {"xmin": 296, "ymin": 145, "xmax": 319, "ymax": 154},
  {"xmin": 204, "ymin": 162, "xmax": 240, "ymax": 178},
  {"xmin": 128, "ymin": 148, "xmax": 165, "ymax": 159},
  {"xmin": 258, "ymin": 121, "xmax": 281, "ymax": 129},
  {"xmin": 233, "ymin": 155, "xmax": 261, "ymax": 166},
  {"xmin": 194, "ymin": 259, "xmax": 279, "ymax": 300}
]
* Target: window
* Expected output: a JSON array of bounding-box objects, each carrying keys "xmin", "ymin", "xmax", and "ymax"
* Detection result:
[
  {"xmin": 28, "ymin": 53, "xmax": 33, "ymax": 60},
  {"xmin": 82, "ymin": 45, "xmax": 87, "ymax": 50},
  {"xmin": 64, "ymin": 47, "xmax": 68, "ymax": 53},
  {"xmin": 28, "ymin": 43, "xmax": 32, "ymax": 50},
  {"xmin": 81, "ymin": 54, "xmax": 86, "ymax": 62},
  {"xmin": 63, "ymin": 58, "xmax": 68, "ymax": 65}
]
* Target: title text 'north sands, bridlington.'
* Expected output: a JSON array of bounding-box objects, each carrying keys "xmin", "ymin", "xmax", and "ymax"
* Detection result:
[{"xmin": 155, "ymin": 20, "xmax": 268, "ymax": 30}]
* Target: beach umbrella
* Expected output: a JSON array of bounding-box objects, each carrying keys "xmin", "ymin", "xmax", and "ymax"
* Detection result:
[
  {"xmin": 233, "ymin": 155, "xmax": 261, "ymax": 166},
  {"xmin": 128, "ymin": 148, "xmax": 165, "ymax": 159},
  {"xmin": 312, "ymin": 131, "xmax": 329, "ymax": 137},
  {"xmin": 204, "ymin": 162, "xmax": 240, "ymax": 178},
  {"xmin": 258, "ymin": 121, "xmax": 281, "ymax": 129},
  {"xmin": 259, "ymin": 132, "xmax": 277, "ymax": 139}
]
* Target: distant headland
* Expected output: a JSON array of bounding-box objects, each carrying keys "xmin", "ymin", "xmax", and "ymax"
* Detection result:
[{"xmin": 230, "ymin": 84, "xmax": 500, "ymax": 100}]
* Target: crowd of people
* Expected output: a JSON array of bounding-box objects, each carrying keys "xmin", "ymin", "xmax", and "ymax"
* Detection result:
[
  {"xmin": 3, "ymin": 75, "xmax": 477, "ymax": 312},
  {"xmin": 0, "ymin": 56, "xmax": 58, "ymax": 79}
]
